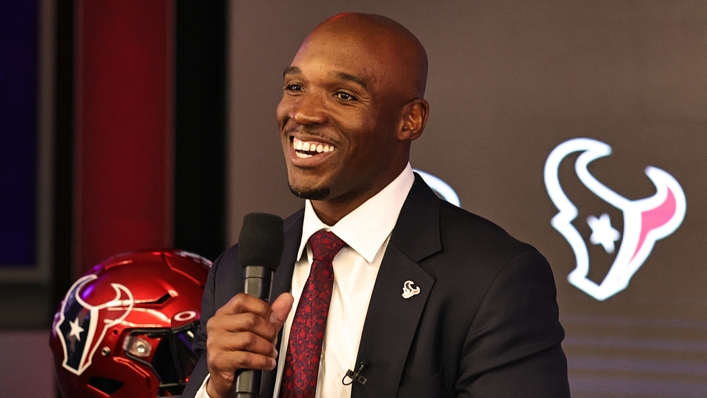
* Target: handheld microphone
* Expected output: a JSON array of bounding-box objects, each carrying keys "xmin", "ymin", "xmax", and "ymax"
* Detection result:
[
  {"xmin": 235, "ymin": 213, "xmax": 284, "ymax": 398},
  {"xmin": 342, "ymin": 359, "xmax": 369, "ymax": 386}
]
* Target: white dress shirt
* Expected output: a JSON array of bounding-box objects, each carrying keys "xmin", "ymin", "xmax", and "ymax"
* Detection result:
[{"xmin": 196, "ymin": 164, "xmax": 414, "ymax": 398}]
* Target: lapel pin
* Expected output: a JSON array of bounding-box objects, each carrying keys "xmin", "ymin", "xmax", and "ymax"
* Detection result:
[{"xmin": 402, "ymin": 280, "xmax": 420, "ymax": 299}]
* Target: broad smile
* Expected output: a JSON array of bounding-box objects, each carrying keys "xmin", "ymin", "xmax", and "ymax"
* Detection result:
[{"xmin": 291, "ymin": 137, "xmax": 336, "ymax": 159}]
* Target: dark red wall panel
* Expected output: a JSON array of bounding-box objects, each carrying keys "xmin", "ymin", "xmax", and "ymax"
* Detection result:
[{"xmin": 75, "ymin": 0, "xmax": 173, "ymax": 274}]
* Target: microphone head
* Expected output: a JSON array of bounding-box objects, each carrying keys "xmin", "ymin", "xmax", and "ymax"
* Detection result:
[{"xmin": 238, "ymin": 213, "xmax": 284, "ymax": 271}]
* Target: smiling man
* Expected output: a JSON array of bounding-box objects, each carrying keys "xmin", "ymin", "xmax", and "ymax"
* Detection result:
[
  {"xmin": 183, "ymin": 13, "xmax": 569, "ymax": 398},
  {"xmin": 278, "ymin": 14, "xmax": 429, "ymax": 225}
]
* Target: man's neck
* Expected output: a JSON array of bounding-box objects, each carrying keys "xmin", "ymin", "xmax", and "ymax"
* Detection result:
[
  {"xmin": 310, "ymin": 195, "xmax": 374, "ymax": 226},
  {"xmin": 309, "ymin": 164, "xmax": 413, "ymax": 226}
]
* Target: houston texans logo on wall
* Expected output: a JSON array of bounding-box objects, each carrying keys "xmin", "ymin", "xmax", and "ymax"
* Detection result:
[
  {"xmin": 54, "ymin": 275, "xmax": 134, "ymax": 375},
  {"xmin": 544, "ymin": 138, "xmax": 686, "ymax": 301}
]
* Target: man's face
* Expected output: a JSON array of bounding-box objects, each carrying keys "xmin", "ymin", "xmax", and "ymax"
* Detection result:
[{"xmin": 276, "ymin": 30, "xmax": 409, "ymax": 209}]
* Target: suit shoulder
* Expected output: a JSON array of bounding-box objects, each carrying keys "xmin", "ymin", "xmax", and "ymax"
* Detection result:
[
  {"xmin": 283, "ymin": 208, "xmax": 304, "ymax": 230},
  {"xmin": 438, "ymin": 200, "xmax": 536, "ymax": 255}
]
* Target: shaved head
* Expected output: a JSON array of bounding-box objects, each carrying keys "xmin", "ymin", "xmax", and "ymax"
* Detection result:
[{"xmin": 305, "ymin": 13, "xmax": 428, "ymax": 99}]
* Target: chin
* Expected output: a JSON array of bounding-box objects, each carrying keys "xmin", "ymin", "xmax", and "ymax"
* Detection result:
[{"xmin": 288, "ymin": 184, "xmax": 331, "ymax": 200}]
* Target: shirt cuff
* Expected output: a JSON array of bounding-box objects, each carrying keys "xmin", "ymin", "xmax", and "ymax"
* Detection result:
[{"xmin": 194, "ymin": 373, "xmax": 211, "ymax": 398}]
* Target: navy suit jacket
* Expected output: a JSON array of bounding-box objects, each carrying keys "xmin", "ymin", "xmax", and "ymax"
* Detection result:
[{"xmin": 183, "ymin": 175, "xmax": 570, "ymax": 397}]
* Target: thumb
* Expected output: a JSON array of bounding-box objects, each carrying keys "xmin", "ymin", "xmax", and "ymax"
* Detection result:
[{"xmin": 269, "ymin": 292, "xmax": 294, "ymax": 329}]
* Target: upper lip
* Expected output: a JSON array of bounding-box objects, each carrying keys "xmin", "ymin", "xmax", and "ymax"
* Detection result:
[{"xmin": 288, "ymin": 130, "xmax": 337, "ymax": 148}]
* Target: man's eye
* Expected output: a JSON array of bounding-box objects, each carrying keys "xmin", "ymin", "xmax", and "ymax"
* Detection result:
[
  {"xmin": 334, "ymin": 92, "xmax": 357, "ymax": 101},
  {"xmin": 285, "ymin": 84, "xmax": 303, "ymax": 92}
]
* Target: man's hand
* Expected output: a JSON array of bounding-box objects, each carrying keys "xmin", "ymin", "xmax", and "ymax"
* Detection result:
[{"xmin": 205, "ymin": 292, "xmax": 294, "ymax": 398}]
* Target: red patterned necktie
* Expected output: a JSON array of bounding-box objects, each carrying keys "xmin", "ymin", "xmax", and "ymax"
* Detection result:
[{"xmin": 280, "ymin": 230, "xmax": 345, "ymax": 398}]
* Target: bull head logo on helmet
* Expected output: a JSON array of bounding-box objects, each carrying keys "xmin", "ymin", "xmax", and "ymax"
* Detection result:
[
  {"xmin": 50, "ymin": 249, "xmax": 210, "ymax": 398},
  {"xmin": 544, "ymin": 138, "xmax": 686, "ymax": 301},
  {"xmin": 54, "ymin": 275, "xmax": 134, "ymax": 375}
]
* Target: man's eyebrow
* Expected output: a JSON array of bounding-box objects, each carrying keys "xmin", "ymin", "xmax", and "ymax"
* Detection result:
[
  {"xmin": 334, "ymin": 71, "xmax": 367, "ymax": 89},
  {"xmin": 283, "ymin": 66, "xmax": 300, "ymax": 78},
  {"xmin": 283, "ymin": 67, "xmax": 367, "ymax": 90}
]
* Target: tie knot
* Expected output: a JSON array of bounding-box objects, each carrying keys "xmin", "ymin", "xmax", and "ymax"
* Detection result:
[{"xmin": 309, "ymin": 230, "xmax": 345, "ymax": 262}]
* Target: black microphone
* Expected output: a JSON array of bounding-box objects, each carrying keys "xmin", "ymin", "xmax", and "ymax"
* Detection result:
[
  {"xmin": 235, "ymin": 213, "xmax": 284, "ymax": 398},
  {"xmin": 342, "ymin": 359, "xmax": 369, "ymax": 386}
]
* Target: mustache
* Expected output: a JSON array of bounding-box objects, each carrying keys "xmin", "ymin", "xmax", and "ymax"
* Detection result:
[{"xmin": 285, "ymin": 127, "xmax": 340, "ymax": 144}]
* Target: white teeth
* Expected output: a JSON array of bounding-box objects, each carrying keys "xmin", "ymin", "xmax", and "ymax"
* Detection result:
[{"xmin": 293, "ymin": 137, "xmax": 335, "ymax": 155}]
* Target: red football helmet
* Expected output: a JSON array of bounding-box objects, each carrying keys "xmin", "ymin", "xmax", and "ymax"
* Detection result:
[{"xmin": 49, "ymin": 249, "xmax": 211, "ymax": 398}]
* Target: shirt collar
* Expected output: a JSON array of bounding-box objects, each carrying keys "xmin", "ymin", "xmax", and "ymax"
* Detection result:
[{"xmin": 298, "ymin": 163, "xmax": 415, "ymax": 263}]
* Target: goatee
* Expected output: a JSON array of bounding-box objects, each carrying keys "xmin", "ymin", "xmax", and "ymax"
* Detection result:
[{"xmin": 289, "ymin": 184, "xmax": 330, "ymax": 200}]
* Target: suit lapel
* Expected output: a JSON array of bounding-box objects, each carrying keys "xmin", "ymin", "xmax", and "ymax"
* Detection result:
[
  {"xmin": 270, "ymin": 209, "xmax": 303, "ymax": 300},
  {"xmin": 353, "ymin": 176, "xmax": 442, "ymax": 397},
  {"xmin": 261, "ymin": 209, "xmax": 303, "ymax": 398}
]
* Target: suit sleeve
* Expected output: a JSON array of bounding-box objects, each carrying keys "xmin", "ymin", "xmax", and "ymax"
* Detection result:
[
  {"xmin": 456, "ymin": 249, "xmax": 570, "ymax": 397},
  {"xmin": 182, "ymin": 252, "xmax": 223, "ymax": 398}
]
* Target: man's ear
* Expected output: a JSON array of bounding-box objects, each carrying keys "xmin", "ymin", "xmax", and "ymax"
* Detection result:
[{"xmin": 398, "ymin": 98, "xmax": 429, "ymax": 142}]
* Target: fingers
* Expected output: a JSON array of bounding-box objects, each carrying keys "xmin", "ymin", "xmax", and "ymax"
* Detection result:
[
  {"xmin": 207, "ymin": 325, "xmax": 277, "ymax": 370},
  {"xmin": 207, "ymin": 293, "xmax": 280, "ymax": 356},
  {"xmin": 205, "ymin": 293, "xmax": 292, "ymax": 398},
  {"xmin": 270, "ymin": 292, "xmax": 294, "ymax": 327},
  {"xmin": 219, "ymin": 291, "xmax": 273, "ymax": 317}
]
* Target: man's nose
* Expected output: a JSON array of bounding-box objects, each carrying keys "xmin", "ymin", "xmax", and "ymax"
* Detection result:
[{"xmin": 291, "ymin": 93, "xmax": 327, "ymax": 125}]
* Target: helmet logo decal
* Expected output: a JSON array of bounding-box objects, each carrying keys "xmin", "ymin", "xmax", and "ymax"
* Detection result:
[
  {"xmin": 544, "ymin": 138, "xmax": 686, "ymax": 301},
  {"xmin": 54, "ymin": 274, "xmax": 134, "ymax": 375},
  {"xmin": 174, "ymin": 310, "xmax": 197, "ymax": 322}
]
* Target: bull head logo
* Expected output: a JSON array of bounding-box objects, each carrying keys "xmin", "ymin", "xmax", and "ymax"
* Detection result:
[
  {"xmin": 544, "ymin": 138, "xmax": 686, "ymax": 301},
  {"xmin": 54, "ymin": 275, "xmax": 134, "ymax": 375}
]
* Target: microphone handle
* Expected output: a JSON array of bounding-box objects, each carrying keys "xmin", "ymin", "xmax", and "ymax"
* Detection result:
[
  {"xmin": 235, "ymin": 265, "xmax": 274, "ymax": 398},
  {"xmin": 243, "ymin": 265, "xmax": 273, "ymax": 301}
]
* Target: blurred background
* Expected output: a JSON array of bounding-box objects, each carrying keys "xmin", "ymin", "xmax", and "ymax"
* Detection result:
[{"xmin": 1, "ymin": 1, "xmax": 705, "ymax": 396}]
